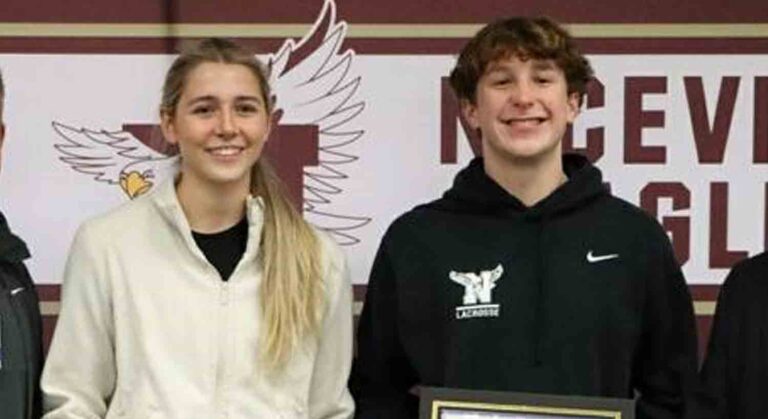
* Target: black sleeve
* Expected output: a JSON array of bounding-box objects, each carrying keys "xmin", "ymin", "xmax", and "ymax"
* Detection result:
[
  {"xmin": 350, "ymin": 234, "xmax": 419, "ymax": 419},
  {"xmin": 633, "ymin": 233, "xmax": 699, "ymax": 419},
  {"xmin": 20, "ymin": 263, "xmax": 43, "ymax": 419},
  {"xmin": 0, "ymin": 260, "xmax": 43, "ymax": 419},
  {"xmin": 689, "ymin": 265, "xmax": 742, "ymax": 419}
]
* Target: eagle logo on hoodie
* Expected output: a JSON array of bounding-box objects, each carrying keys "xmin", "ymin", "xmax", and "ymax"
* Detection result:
[{"xmin": 449, "ymin": 264, "xmax": 503, "ymax": 319}]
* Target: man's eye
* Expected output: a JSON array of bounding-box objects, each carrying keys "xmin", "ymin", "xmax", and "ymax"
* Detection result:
[
  {"xmin": 492, "ymin": 78, "xmax": 510, "ymax": 86},
  {"xmin": 236, "ymin": 104, "xmax": 258, "ymax": 114},
  {"xmin": 535, "ymin": 77, "xmax": 552, "ymax": 84}
]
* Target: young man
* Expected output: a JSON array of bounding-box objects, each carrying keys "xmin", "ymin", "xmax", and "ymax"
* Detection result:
[
  {"xmin": 351, "ymin": 17, "xmax": 698, "ymax": 419},
  {"xmin": 0, "ymin": 67, "xmax": 44, "ymax": 419},
  {"xmin": 692, "ymin": 251, "xmax": 768, "ymax": 419}
]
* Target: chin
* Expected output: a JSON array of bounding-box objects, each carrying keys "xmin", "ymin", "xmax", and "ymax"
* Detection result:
[
  {"xmin": 205, "ymin": 171, "xmax": 252, "ymax": 186},
  {"xmin": 491, "ymin": 142, "xmax": 561, "ymax": 164}
]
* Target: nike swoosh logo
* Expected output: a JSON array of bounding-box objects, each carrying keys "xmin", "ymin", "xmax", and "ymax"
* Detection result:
[
  {"xmin": 10, "ymin": 287, "xmax": 25, "ymax": 296},
  {"xmin": 586, "ymin": 251, "xmax": 619, "ymax": 263}
]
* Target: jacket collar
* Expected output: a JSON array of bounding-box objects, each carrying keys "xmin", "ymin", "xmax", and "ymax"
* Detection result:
[
  {"xmin": 150, "ymin": 178, "xmax": 264, "ymax": 262},
  {"xmin": 0, "ymin": 211, "xmax": 30, "ymax": 263}
]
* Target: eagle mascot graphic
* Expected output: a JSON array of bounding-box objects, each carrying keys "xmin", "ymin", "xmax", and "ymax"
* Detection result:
[{"xmin": 53, "ymin": 0, "xmax": 369, "ymax": 245}]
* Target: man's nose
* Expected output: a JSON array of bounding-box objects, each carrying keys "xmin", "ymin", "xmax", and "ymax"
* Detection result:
[{"xmin": 510, "ymin": 81, "xmax": 535, "ymax": 108}]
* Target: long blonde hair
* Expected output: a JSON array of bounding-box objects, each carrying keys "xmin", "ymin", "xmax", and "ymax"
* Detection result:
[{"xmin": 160, "ymin": 38, "xmax": 324, "ymax": 368}]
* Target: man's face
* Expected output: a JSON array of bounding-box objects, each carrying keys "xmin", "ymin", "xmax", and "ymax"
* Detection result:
[{"xmin": 462, "ymin": 54, "xmax": 579, "ymax": 166}]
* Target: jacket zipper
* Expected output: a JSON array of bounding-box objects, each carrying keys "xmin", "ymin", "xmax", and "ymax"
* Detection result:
[{"xmin": 214, "ymin": 281, "xmax": 230, "ymax": 418}]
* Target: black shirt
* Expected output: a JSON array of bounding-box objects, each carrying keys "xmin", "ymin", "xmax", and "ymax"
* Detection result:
[{"xmin": 192, "ymin": 217, "xmax": 248, "ymax": 281}]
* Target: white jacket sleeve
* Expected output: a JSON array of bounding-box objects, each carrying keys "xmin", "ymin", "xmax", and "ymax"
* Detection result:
[
  {"xmin": 41, "ymin": 223, "xmax": 116, "ymax": 418},
  {"xmin": 308, "ymin": 241, "xmax": 355, "ymax": 419}
]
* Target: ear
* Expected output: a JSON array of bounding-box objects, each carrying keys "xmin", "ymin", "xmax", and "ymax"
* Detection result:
[
  {"xmin": 460, "ymin": 98, "xmax": 480, "ymax": 130},
  {"xmin": 263, "ymin": 112, "xmax": 275, "ymax": 143},
  {"xmin": 160, "ymin": 111, "xmax": 178, "ymax": 145},
  {"xmin": 566, "ymin": 92, "xmax": 581, "ymax": 123}
]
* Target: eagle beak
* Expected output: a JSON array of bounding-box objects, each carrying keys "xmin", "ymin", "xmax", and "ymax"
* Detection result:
[{"xmin": 119, "ymin": 171, "xmax": 154, "ymax": 199}]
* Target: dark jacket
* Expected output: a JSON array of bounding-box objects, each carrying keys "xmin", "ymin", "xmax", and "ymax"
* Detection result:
[
  {"xmin": 351, "ymin": 154, "xmax": 698, "ymax": 419},
  {"xmin": 0, "ymin": 211, "xmax": 42, "ymax": 419},
  {"xmin": 692, "ymin": 252, "xmax": 768, "ymax": 419}
]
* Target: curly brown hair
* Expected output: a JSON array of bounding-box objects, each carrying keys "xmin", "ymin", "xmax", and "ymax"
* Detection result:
[{"xmin": 449, "ymin": 16, "xmax": 593, "ymax": 106}]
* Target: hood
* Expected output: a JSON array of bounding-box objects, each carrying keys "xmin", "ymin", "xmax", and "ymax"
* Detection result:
[
  {"xmin": 0, "ymin": 211, "xmax": 31, "ymax": 262},
  {"xmin": 429, "ymin": 153, "xmax": 608, "ymax": 218}
]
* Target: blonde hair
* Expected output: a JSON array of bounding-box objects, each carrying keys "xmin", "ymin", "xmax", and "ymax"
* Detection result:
[
  {"xmin": 0, "ymin": 67, "xmax": 4, "ymax": 117},
  {"xmin": 160, "ymin": 38, "xmax": 324, "ymax": 368}
]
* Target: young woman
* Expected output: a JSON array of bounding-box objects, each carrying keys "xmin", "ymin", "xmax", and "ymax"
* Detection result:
[{"xmin": 41, "ymin": 39, "xmax": 354, "ymax": 419}]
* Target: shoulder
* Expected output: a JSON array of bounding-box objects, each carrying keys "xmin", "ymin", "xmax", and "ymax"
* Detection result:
[
  {"xmin": 376, "ymin": 202, "xmax": 445, "ymax": 247},
  {"xmin": 72, "ymin": 193, "xmax": 158, "ymax": 249},
  {"xmin": 312, "ymin": 228, "xmax": 353, "ymax": 303},
  {"xmin": 572, "ymin": 194, "xmax": 681, "ymax": 273},
  {"xmin": 593, "ymin": 195, "xmax": 672, "ymax": 246},
  {"xmin": 599, "ymin": 195, "xmax": 662, "ymax": 231},
  {"xmin": 721, "ymin": 252, "xmax": 768, "ymax": 296},
  {"xmin": 314, "ymin": 228, "xmax": 345, "ymax": 269},
  {"xmin": 313, "ymin": 228, "xmax": 349, "ymax": 284},
  {"xmin": 730, "ymin": 252, "xmax": 768, "ymax": 277}
]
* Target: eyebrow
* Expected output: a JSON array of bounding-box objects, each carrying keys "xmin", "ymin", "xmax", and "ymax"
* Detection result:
[
  {"xmin": 186, "ymin": 95, "xmax": 264, "ymax": 106},
  {"xmin": 531, "ymin": 60, "xmax": 557, "ymax": 72},
  {"xmin": 486, "ymin": 59, "xmax": 558, "ymax": 74}
]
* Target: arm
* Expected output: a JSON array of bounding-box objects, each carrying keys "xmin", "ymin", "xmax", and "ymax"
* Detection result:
[
  {"xmin": 41, "ymin": 224, "xmax": 116, "ymax": 419},
  {"xmin": 308, "ymin": 242, "xmax": 355, "ymax": 419},
  {"xmin": 349, "ymin": 235, "xmax": 419, "ymax": 419},
  {"xmin": 18, "ymin": 262, "xmax": 44, "ymax": 419},
  {"xmin": 633, "ymin": 232, "xmax": 699, "ymax": 419},
  {"xmin": 689, "ymin": 266, "xmax": 741, "ymax": 419}
]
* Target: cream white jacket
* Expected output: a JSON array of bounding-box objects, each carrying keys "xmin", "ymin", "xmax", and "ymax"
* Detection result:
[{"xmin": 41, "ymin": 180, "xmax": 355, "ymax": 419}]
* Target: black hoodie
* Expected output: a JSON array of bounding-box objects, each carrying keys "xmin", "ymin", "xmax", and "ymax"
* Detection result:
[
  {"xmin": 691, "ymin": 251, "xmax": 768, "ymax": 419},
  {"xmin": 351, "ymin": 154, "xmax": 698, "ymax": 419},
  {"xmin": 0, "ymin": 211, "xmax": 43, "ymax": 419}
]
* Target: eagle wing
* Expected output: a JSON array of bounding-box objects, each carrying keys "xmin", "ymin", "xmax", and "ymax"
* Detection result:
[
  {"xmin": 449, "ymin": 271, "xmax": 471, "ymax": 287},
  {"xmin": 490, "ymin": 264, "xmax": 504, "ymax": 283},
  {"xmin": 52, "ymin": 121, "xmax": 177, "ymax": 185},
  {"xmin": 268, "ymin": 0, "xmax": 369, "ymax": 245}
]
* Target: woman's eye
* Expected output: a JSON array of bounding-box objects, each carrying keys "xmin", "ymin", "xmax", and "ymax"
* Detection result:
[
  {"xmin": 492, "ymin": 78, "xmax": 510, "ymax": 86},
  {"xmin": 192, "ymin": 106, "xmax": 213, "ymax": 115}
]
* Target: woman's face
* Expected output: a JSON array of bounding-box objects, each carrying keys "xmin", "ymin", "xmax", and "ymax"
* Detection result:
[{"xmin": 161, "ymin": 62, "xmax": 271, "ymax": 191}]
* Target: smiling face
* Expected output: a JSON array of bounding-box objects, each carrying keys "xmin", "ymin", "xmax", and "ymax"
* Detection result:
[
  {"xmin": 161, "ymin": 62, "xmax": 271, "ymax": 192},
  {"xmin": 462, "ymin": 54, "xmax": 579, "ymax": 167}
]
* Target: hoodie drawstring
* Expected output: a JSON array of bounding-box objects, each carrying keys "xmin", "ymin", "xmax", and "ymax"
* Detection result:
[{"xmin": 531, "ymin": 213, "xmax": 547, "ymax": 367}]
